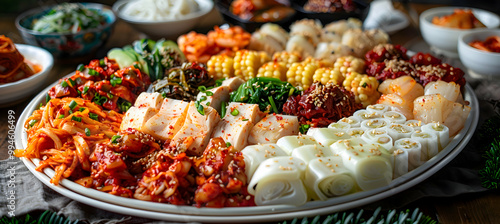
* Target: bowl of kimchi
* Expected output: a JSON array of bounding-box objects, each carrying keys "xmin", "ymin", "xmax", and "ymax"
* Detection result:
[
  {"xmin": 0, "ymin": 44, "xmax": 54, "ymax": 106},
  {"xmin": 419, "ymin": 7, "xmax": 500, "ymax": 58},
  {"xmin": 458, "ymin": 29, "xmax": 500, "ymax": 78}
]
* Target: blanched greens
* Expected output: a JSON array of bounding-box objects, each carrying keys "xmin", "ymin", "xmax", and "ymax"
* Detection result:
[
  {"xmin": 229, "ymin": 77, "xmax": 299, "ymax": 114},
  {"xmin": 32, "ymin": 3, "xmax": 105, "ymax": 34}
]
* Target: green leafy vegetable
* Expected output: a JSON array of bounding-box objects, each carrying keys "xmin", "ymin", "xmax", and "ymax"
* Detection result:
[
  {"xmin": 299, "ymin": 124, "xmax": 310, "ymax": 134},
  {"xmin": 71, "ymin": 116, "xmax": 82, "ymax": 122},
  {"xmin": 230, "ymin": 77, "xmax": 299, "ymax": 113},
  {"xmin": 89, "ymin": 112, "xmax": 99, "ymax": 121},
  {"xmin": 32, "ymin": 3, "xmax": 105, "ymax": 34}
]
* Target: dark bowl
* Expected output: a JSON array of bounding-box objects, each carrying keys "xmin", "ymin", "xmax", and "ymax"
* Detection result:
[
  {"xmin": 292, "ymin": 0, "xmax": 370, "ymax": 25},
  {"xmin": 215, "ymin": 0, "xmax": 298, "ymax": 32},
  {"xmin": 15, "ymin": 2, "xmax": 116, "ymax": 59}
]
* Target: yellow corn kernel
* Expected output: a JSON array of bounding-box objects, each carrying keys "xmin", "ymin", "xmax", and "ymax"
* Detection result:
[
  {"xmin": 312, "ymin": 67, "xmax": 345, "ymax": 85},
  {"xmin": 333, "ymin": 56, "xmax": 366, "ymax": 78},
  {"xmin": 286, "ymin": 59, "xmax": 320, "ymax": 89},
  {"xmin": 272, "ymin": 51, "xmax": 302, "ymax": 68},
  {"xmin": 343, "ymin": 72, "xmax": 380, "ymax": 108},
  {"xmin": 234, "ymin": 50, "xmax": 270, "ymax": 81},
  {"xmin": 257, "ymin": 61, "xmax": 288, "ymax": 81},
  {"xmin": 206, "ymin": 55, "xmax": 234, "ymax": 80}
]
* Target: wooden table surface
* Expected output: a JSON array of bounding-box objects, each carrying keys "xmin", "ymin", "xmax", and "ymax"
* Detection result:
[{"xmin": 1, "ymin": 2, "xmax": 499, "ymax": 223}]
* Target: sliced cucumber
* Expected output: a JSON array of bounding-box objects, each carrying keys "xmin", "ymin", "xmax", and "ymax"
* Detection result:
[{"xmin": 107, "ymin": 48, "xmax": 136, "ymax": 69}]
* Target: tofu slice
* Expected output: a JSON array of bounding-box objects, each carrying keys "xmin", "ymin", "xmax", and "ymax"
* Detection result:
[
  {"xmin": 196, "ymin": 86, "xmax": 230, "ymax": 115},
  {"xmin": 170, "ymin": 101, "xmax": 221, "ymax": 156},
  {"xmin": 143, "ymin": 98, "xmax": 189, "ymax": 141},
  {"xmin": 212, "ymin": 119, "xmax": 253, "ymax": 151},
  {"xmin": 221, "ymin": 77, "xmax": 245, "ymax": 92},
  {"xmin": 120, "ymin": 107, "xmax": 158, "ymax": 132},
  {"xmin": 248, "ymin": 114, "xmax": 299, "ymax": 144},
  {"xmin": 226, "ymin": 102, "xmax": 263, "ymax": 124},
  {"xmin": 134, "ymin": 92, "xmax": 163, "ymax": 110}
]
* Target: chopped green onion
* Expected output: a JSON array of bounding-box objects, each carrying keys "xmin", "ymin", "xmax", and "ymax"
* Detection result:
[
  {"xmin": 206, "ymin": 102, "xmax": 210, "ymax": 106},
  {"xmin": 200, "ymin": 96, "xmax": 207, "ymax": 101},
  {"xmin": 72, "ymin": 116, "xmax": 82, "ymax": 122},
  {"xmin": 110, "ymin": 76, "xmax": 122, "ymax": 87},
  {"xmin": 119, "ymin": 101, "xmax": 132, "ymax": 112},
  {"xmin": 77, "ymin": 90, "xmax": 81, "ymax": 95},
  {"xmin": 68, "ymin": 100, "xmax": 77, "ymax": 110},
  {"xmin": 220, "ymin": 101, "xmax": 227, "ymax": 118},
  {"xmin": 88, "ymin": 68, "xmax": 99, "ymax": 76},
  {"xmin": 82, "ymin": 86, "xmax": 89, "ymax": 95},
  {"xmin": 299, "ymin": 124, "xmax": 311, "ymax": 134},
  {"xmin": 61, "ymin": 80, "xmax": 69, "ymax": 88},
  {"xmin": 161, "ymin": 92, "xmax": 167, "ymax": 98},
  {"xmin": 198, "ymin": 86, "xmax": 207, "ymax": 92},
  {"xmin": 29, "ymin": 119, "xmax": 38, "ymax": 128},
  {"xmin": 231, "ymin": 108, "xmax": 239, "ymax": 116},
  {"xmin": 58, "ymin": 114, "xmax": 64, "ymax": 119},
  {"xmin": 99, "ymin": 59, "xmax": 105, "ymax": 66},
  {"xmin": 362, "ymin": 82, "xmax": 367, "ymax": 88},
  {"xmin": 89, "ymin": 113, "xmax": 98, "ymax": 120},
  {"xmin": 242, "ymin": 119, "xmax": 249, "ymax": 121},
  {"xmin": 79, "ymin": 107, "xmax": 86, "ymax": 112},
  {"xmin": 107, "ymin": 93, "xmax": 113, "ymax": 99},
  {"xmin": 38, "ymin": 103, "xmax": 43, "ymax": 109},
  {"xmin": 68, "ymin": 78, "xmax": 76, "ymax": 87},
  {"xmin": 205, "ymin": 91, "xmax": 214, "ymax": 96},
  {"xmin": 68, "ymin": 109, "xmax": 73, "ymax": 114},
  {"xmin": 85, "ymin": 128, "xmax": 91, "ymax": 136},
  {"xmin": 226, "ymin": 142, "xmax": 231, "ymax": 147},
  {"xmin": 111, "ymin": 135, "xmax": 121, "ymax": 144},
  {"xmin": 76, "ymin": 64, "xmax": 85, "ymax": 71},
  {"xmin": 196, "ymin": 102, "xmax": 205, "ymax": 115},
  {"xmin": 45, "ymin": 93, "xmax": 51, "ymax": 103}
]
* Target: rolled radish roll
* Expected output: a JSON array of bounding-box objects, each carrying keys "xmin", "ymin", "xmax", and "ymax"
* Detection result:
[
  {"xmin": 385, "ymin": 123, "xmax": 414, "ymax": 141},
  {"xmin": 405, "ymin": 120, "xmax": 424, "ymax": 131},
  {"xmin": 360, "ymin": 118, "xmax": 391, "ymax": 130},
  {"xmin": 421, "ymin": 122, "xmax": 450, "ymax": 151},
  {"xmin": 337, "ymin": 116, "xmax": 361, "ymax": 128},
  {"xmin": 307, "ymin": 128, "xmax": 350, "ymax": 146},
  {"xmin": 327, "ymin": 122, "xmax": 351, "ymax": 130},
  {"xmin": 394, "ymin": 138, "xmax": 422, "ymax": 171},
  {"xmin": 292, "ymin": 144, "xmax": 335, "ymax": 163},
  {"xmin": 305, "ymin": 156, "xmax": 356, "ymax": 200},
  {"xmin": 366, "ymin": 104, "xmax": 390, "ymax": 114},
  {"xmin": 411, "ymin": 131, "xmax": 439, "ymax": 161},
  {"xmin": 248, "ymin": 156, "xmax": 308, "ymax": 206},
  {"xmin": 361, "ymin": 129, "xmax": 393, "ymax": 151},
  {"xmin": 354, "ymin": 110, "xmax": 382, "ymax": 122},
  {"xmin": 330, "ymin": 138, "xmax": 393, "ymax": 191},
  {"xmin": 241, "ymin": 144, "xmax": 288, "ymax": 180},
  {"xmin": 383, "ymin": 111, "xmax": 407, "ymax": 124},
  {"xmin": 276, "ymin": 135, "xmax": 319, "ymax": 155},
  {"xmin": 346, "ymin": 128, "xmax": 365, "ymax": 138}
]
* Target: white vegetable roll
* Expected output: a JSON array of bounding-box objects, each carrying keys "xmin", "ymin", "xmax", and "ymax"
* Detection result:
[
  {"xmin": 306, "ymin": 128, "xmax": 350, "ymax": 146},
  {"xmin": 383, "ymin": 111, "xmax": 407, "ymax": 124},
  {"xmin": 366, "ymin": 104, "xmax": 390, "ymax": 114},
  {"xmin": 354, "ymin": 110, "xmax": 382, "ymax": 122},
  {"xmin": 328, "ymin": 122, "xmax": 351, "ymax": 130},
  {"xmin": 276, "ymin": 135, "xmax": 319, "ymax": 155},
  {"xmin": 330, "ymin": 138, "xmax": 393, "ymax": 191},
  {"xmin": 385, "ymin": 123, "xmax": 414, "ymax": 141},
  {"xmin": 248, "ymin": 157, "xmax": 308, "ymax": 206},
  {"xmin": 361, "ymin": 129, "xmax": 393, "ymax": 151},
  {"xmin": 421, "ymin": 123, "xmax": 450, "ymax": 151},
  {"xmin": 291, "ymin": 144, "xmax": 334, "ymax": 164},
  {"xmin": 241, "ymin": 144, "xmax": 288, "ymax": 181},
  {"xmin": 411, "ymin": 131, "xmax": 439, "ymax": 161},
  {"xmin": 305, "ymin": 156, "xmax": 356, "ymax": 200},
  {"xmin": 337, "ymin": 116, "xmax": 361, "ymax": 128},
  {"xmin": 389, "ymin": 148, "xmax": 408, "ymax": 179},
  {"xmin": 360, "ymin": 118, "xmax": 391, "ymax": 130},
  {"xmin": 346, "ymin": 128, "xmax": 365, "ymax": 138},
  {"xmin": 394, "ymin": 138, "xmax": 422, "ymax": 171},
  {"xmin": 405, "ymin": 120, "xmax": 424, "ymax": 131}
]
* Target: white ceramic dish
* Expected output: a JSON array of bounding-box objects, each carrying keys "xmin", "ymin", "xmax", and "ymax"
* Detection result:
[
  {"xmin": 419, "ymin": 7, "xmax": 500, "ymax": 58},
  {"xmin": 15, "ymin": 76, "xmax": 479, "ymax": 222},
  {"xmin": 458, "ymin": 29, "xmax": 500, "ymax": 79},
  {"xmin": 0, "ymin": 44, "xmax": 53, "ymax": 106},
  {"xmin": 112, "ymin": 0, "xmax": 213, "ymax": 39}
]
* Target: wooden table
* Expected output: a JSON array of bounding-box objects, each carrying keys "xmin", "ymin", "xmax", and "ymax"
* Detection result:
[{"xmin": 1, "ymin": 3, "xmax": 499, "ymax": 223}]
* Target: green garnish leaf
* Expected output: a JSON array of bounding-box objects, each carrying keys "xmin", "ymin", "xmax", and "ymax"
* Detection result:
[
  {"xmin": 29, "ymin": 119, "xmax": 38, "ymax": 128},
  {"xmin": 76, "ymin": 64, "xmax": 85, "ymax": 71},
  {"xmin": 61, "ymin": 80, "xmax": 69, "ymax": 88},
  {"xmin": 79, "ymin": 107, "xmax": 86, "ymax": 112},
  {"xmin": 89, "ymin": 112, "xmax": 99, "ymax": 120},
  {"xmin": 111, "ymin": 135, "xmax": 121, "ymax": 144},
  {"xmin": 71, "ymin": 116, "xmax": 82, "ymax": 122},
  {"xmin": 85, "ymin": 128, "xmax": 91, "ymax": 136},
  {"xmin": 57, "ymin": 114, "xmax": 64, "ymax": 119},
  {"xmin": 205, "ymin": 91, "xmax": 214, "ymax": 96},
  {"xmin": 68, "ymin": 100, "xmax": 77, "ymax": 110},
  {"xmin": 299, "ymin": 124, "xmax": 311, "ymax": 134},
  {"xmin": 82, "ymin": 86, "xmax": 89, "ymax": 95},
  {"xmin": 45, "ymin": 93, "xmax": 51, "ymax": 104},
  {"xmin": 220, "ymin": 101, "xmax": 227, "ymax": 118},
  {"xmin": 226, "ymin": 142, "xmax": 231, "ymax": 147}
]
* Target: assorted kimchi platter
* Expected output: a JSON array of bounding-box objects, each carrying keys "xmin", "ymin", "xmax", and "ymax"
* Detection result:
[{"xmin": 16, "ymin": 18, "xmax": 473, "ymax": 209}]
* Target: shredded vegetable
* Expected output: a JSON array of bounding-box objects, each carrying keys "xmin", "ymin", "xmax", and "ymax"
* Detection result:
[{"xmin": 32, "ymin": 3, "xmax": 106, "ymax": 34}]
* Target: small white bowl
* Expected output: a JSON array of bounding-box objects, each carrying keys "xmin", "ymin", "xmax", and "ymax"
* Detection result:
[
  {"xmin": 420, "ymin": 7, "xmax": 500, "ymax": 58},
  {"xmin": 113, "ymin": 0, "xmax": 213, "ymax": 40},
  {"xmin": 0, "ymin": 44, "xmax": 54, "ymax": 106},
  {"xmin": 458, "ymin": 29, "xmax": 500, "ymax": 79}
]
